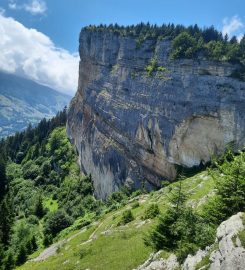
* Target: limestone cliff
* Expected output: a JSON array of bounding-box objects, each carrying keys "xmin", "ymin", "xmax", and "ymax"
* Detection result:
[{"xmin": 67, "ymin": 29, "xmax": 245, "ymax": 199}]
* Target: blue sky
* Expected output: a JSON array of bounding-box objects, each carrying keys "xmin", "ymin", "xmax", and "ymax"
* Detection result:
[
  {"xmin": 0, "ymin": 0, "xmax": 244, "ymax": 94},
  {"xmin": 1, "ymin": 0, "xmax": 245, "ymax": 52}
]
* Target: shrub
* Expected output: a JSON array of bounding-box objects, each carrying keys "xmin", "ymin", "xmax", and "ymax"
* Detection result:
[
  {"xmin": 142, "ymin": 204, "xmax": 160, "ymax": 219},
  {"xmin": 145, "ymin": 58, "xmax": 158, "ymax": 76},
  {"xmin": 44, "ymin": 210, "xmax": 73, "ymax": 238},
  {"xmin": 131, "ymin": 201, "xmax": 140, "ymax": 209},
  {"xmin": 118, "ymin": 210, "xmax": 134, "ymax": 226}
]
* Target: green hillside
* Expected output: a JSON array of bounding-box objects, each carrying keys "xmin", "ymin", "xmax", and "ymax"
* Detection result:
[{"xmin": 16, "ymin": 170, "xmax": 216, "ymax": 270}]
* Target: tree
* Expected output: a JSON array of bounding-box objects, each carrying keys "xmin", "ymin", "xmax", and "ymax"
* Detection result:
[
  {"xmin": 0, "ymin": 195, "xmax": 13, "ymax": 246},
  {"xmin": 145, "ymin": 178, "xmax": 215, "ymax": 262},
  {"xmin": 16, "ymin": 245, "xmax": 27, "ymax": 266},
  {"xmin": 44, "ymin": 210, "xmax": 73, "ymax": 238},
  {"xmin": 0, "ymin": 156, "xmax": 7, "ymax": 200},
  {"xmin": 3, "ymin": 250, "xmax": 15, "ymax": 270},
  {"xmin": 171, "ymin": 32, "xmax": 198, "ymax": 59},
  {"xmin": 34, "ymin": 195, "xmax": 45, "ymax": 218}
]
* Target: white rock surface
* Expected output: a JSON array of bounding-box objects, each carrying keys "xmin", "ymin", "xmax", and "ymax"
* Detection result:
[
  {"xmin": 209, "ymin": 212, "xmax": 245, "ymax": 270},
  {"xmin": 133, "ymin": 252, "xmax": 179, "ymax": 270},
  {"xmin": 135, "ymin": 213, "xmax": 245, "ymax": 270}
]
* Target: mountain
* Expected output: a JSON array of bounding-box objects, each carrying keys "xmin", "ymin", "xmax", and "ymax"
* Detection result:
[
  {"xmin": 0, "ymin": 24, "xmax": 244, "ymax": 270},
  {"xmin": 67, "ymin": 25, "xmax": 245, "ymax": 199},
  {"xmin": 0, "ymin": 71, "xmax": 71, "ymax": 137}
]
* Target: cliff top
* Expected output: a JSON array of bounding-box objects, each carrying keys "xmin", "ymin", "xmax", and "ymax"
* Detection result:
[{"xmin": 81, "ymin": 23, "xmax": 245, "ymax": 66}]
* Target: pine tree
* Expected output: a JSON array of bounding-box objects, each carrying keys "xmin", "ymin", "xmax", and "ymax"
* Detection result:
[
  {"xmin": 0, "ymin": 195, "xmax": 13, "ymax": 246},
  {"xmin": 16, "ymin": 245, "xmax": 27, "ymax": 266},
  {"xmin": 34, "ymin": 195, "xmax": 45, "ymax": 218},
  {"xmin": 0, "ymin": 156, "xmax": 7, "ymax": 200}
]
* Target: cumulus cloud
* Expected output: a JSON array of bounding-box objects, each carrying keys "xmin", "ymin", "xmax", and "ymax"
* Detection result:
[
  {"xmin": 222, "ymin": 15, "xmax": 244, "ymax": 39},
  {"xmin": 0, "ymin": 14, "xmax": 79, "ymax": 95},
  {"xmin": 9, "ymin": 0, "xmax": 47, "ymax": 15}
]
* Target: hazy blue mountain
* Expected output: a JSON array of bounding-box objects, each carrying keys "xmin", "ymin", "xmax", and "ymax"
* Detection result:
[{"xmin": 0, "ymin": 71, "xmax": 71, "ymax": 137}]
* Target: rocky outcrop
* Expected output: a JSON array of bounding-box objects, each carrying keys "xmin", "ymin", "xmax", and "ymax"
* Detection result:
[
  {"xmin": 133, "ymin": 252, "xmax": 179, "ymax": 270},
  {"xmin": 209, "ymin": 212, "xmax": 245, "ymax": 270},
  {"xmin": 135, "ymin": 213, "xmax": 245, "ymax": 270},
  {"xmin": 67, "ymin": 29, "xmax": 245, "ymax": 199}
]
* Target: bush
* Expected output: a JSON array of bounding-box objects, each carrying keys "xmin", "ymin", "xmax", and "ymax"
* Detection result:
[
  {"xmin": 142, "ymin": 204, "xmax": 160, "ymax": 219},
  {"xmin": 44, "ymin": 210, "xmax": 73, "ymax": 238},
  {"xmin": 118, "ymin": 210, "xmax": 134, "ymax": 226},
  {"xmin": 22, "ymin": 161, "xmax": 40, "ymax": 180},
  {"xmin": 145, "ymin": 57, "xmax": 158, "ymax": 76},
  {"xmin": 107, "ymin": 191, "xmax": 127, "ymax": 205},
  {"xmin": 131, "ymin": 201, "xmax": 140, "ymax": 209}
]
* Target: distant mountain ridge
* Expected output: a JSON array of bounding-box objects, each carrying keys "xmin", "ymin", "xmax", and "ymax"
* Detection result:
[{"xmin": 0, "ymin": 71, "xmax": 71, "ymax": 137}]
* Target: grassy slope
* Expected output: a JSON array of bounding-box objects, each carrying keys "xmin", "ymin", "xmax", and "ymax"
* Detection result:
[{"xmin": 17, "ymin": 171, "xmax": 214, "ymax": 270}]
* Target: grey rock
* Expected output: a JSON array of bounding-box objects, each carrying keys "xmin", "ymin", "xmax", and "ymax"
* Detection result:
[
  {"xmin": 183, "ymin": 248, "xmax": 209, "ymax": 270},
  {"xmin": 136, "ymin": 213, "xmax": 245, "ymax": 270},
  {"xmin": 209, "ymin": 212, "xmax": 245, "ymax": 270},
  {"xmin": 67, "ymin": 29, "xmax": 245, "ymax": 199},
  {"xmin": 133, "ymin": 252, "xmax": 179, "ymax": 270}
]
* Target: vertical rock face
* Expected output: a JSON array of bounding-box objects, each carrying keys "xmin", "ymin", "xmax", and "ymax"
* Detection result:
[{"xmin": 67, "ymin": 29, "xmax": 245, "ymax": 199}]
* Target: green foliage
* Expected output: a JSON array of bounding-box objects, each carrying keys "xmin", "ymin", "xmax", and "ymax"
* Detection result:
[
  {"xmin": 118, "ymin": 210, "xmax": 134, "ymax": 226},
  {"xmin": 0, "ymin": 110, "xmax": 102, "ymax": 268},
  {"xmin": 22, "ymin": 161, "xmax": 40, "ymax": 180},
  {"xmin": 145, "ymin": 58, "xmax": 158, "ymax": 76},
  {"xmin": 3, "ymin": 250, "xmax": 15, "ymax": 270},
  {"xmin": 142, "ymin": 204, "xmax": 160, "ymax": 219},
  {"xmin": 0, "ymin": 195, "xmax": 14, "ymax": 246},
  {"xmin": 131, "ymin": 201, "xmax": 140, "ymax": 209},
  {"xmin": 145, "ymin": 180, "xmax": 215, "ymax": 262},
  {"xmin": 203, "ymin": 150, "xmax": 245, "ymax": 224},
  {"xmin": 16, "ymin": 245, "xmax": 27, "ymax": 266},
  {"xmin": 83, "ymin": 24, "xmax": 245, "ymax": 65},
  {"xmin": 34, "ymin": 195, "xmax": 46, "ymax": 218},
  {"xmin": 171, "ymin": 32, "xmax": 198, "ymax": 59},
  {"xmin": 0, "ymin": 155, "xmax": 7, "ymax": 199},
  {"xmin": 44, "ymin": 210, "xmax": 73, "ymax": 238}
]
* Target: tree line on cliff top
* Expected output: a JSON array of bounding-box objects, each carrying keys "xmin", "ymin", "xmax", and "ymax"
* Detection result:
[{"xmin": 84, "ymin": 23, "xmax": 245, "ymax": 69}]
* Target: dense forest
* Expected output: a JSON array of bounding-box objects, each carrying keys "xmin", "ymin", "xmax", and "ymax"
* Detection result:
[
  {"xmin": 84, "ymin": 23, "xmax": 245, "ymax": 71},
  {"xmin": 0, "ymin": 109, "xmax": 103, "ymax": 269}
]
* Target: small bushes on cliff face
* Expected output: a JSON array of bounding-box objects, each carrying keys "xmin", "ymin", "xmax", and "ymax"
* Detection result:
[{"xmin": 145, "ymin": 57, "xmax": 169, "ymax": 77}]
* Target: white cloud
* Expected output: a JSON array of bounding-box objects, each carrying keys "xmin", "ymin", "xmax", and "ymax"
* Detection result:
[
  {"xmin": 0, "ymin": 14, "xmax": 79, "ymax": 95},
  {"xmin": 24, "ymin": 0, "xmax": 47, "ymax": 15},
  {"xmin": 222, "ymin": 15, "xmax": 244, "ymax": 38},
  {"xmin": 9, "ymin": 0, "xmax": 47, "ymax": 15}
]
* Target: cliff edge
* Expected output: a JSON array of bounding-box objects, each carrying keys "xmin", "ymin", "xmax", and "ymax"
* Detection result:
[{"xmin": 67, "ymin": 28, "xmax": 245, "ymax": 199}]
